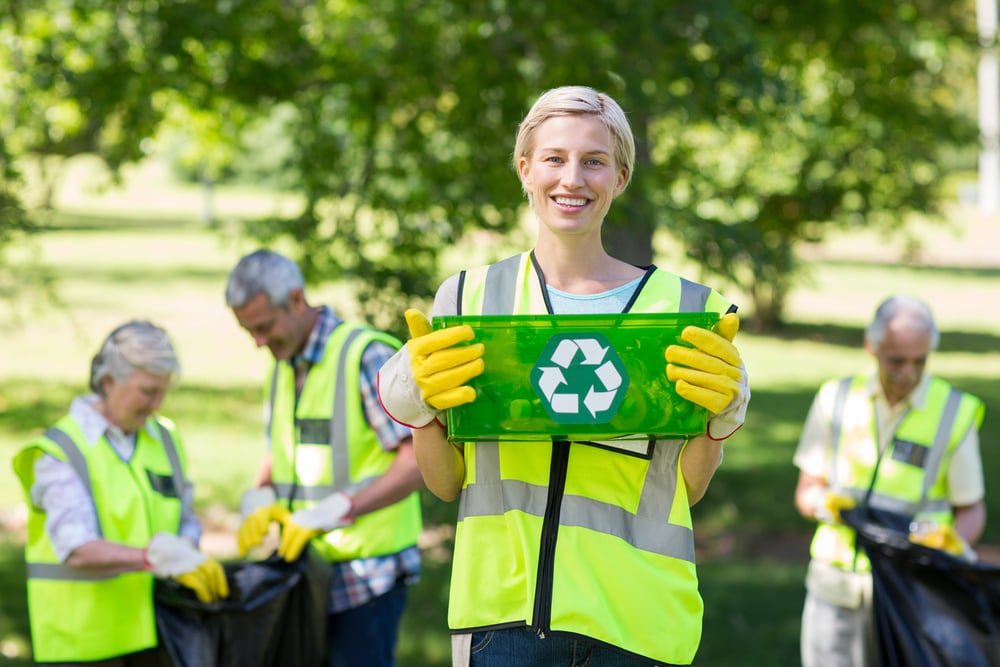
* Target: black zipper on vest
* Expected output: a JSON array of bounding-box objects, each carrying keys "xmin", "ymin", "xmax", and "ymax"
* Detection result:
[{"xmin": 532, "ymin": 439, "xmax": 570, "ymax": 634}]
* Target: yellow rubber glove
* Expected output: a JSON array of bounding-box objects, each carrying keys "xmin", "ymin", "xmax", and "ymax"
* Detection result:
[
  {"xmin": 236, "ymin": 503, "xmax": 291, "ymax": 558},
  {"xmin": 909, "ymin": 523, "xmax": 975, "ymax": 560},
  {"xmin": 277, "ymin": 519, "xmax": 322, "ymax": 562},
  {"xmin": 817, "ymin": 491, "xmax": 856, "ymax": 525},
  {"xmin": 175, "ymin": 558, "xmax": 230, "ymax": 603},
  {"xmin": 665, "ymin": 312, "xmax": 743, "ymax": 414},
  {"xmin": 377, "ymin": 309, "xmax": 486, "ymax": 428},
  {"xmin": 405, "ymin": 309, "xmax": 485, "ymax": 411}
]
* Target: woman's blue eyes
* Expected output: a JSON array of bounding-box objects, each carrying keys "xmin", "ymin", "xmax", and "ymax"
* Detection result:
[{"xmin": 543, "ymin": 156, "xmax": 604, "ymax": 166}]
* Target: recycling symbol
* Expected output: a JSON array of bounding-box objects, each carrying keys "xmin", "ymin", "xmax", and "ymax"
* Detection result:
[{"xmin": 529, "ymin": 332, "xmax": 629, "ymax": 424}]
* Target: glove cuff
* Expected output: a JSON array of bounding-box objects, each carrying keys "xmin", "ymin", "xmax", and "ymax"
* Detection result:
[
  {"xmin": 705, "ymin": 364, "xmax": 749, "ymax": 440},
  {"xmin": 804, "ymin": 486, "xmax": 838, "ymax": 524},
  {"xmin": 376, "ymin": 347, "xmax": 442, "ymax": 429},
  {"xmin": 145, "ymin": 532, "xmax": 207, "ymax": 577},
  {"xmin": 290, "ymin": 491, "xmax": 355, "ymax": 531},
  {"xmin": 239, "ymin": 486, "xmax": 278, "ymax": 520}
]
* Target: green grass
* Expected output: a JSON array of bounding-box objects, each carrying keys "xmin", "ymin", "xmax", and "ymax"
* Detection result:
[{"xmin": 1, "ymin": 202, "xmax": 999, "ymax": 666}]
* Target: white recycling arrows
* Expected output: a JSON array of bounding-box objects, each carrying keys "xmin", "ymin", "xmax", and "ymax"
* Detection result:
[{"xmin": 535, "ymin": 337, "xmax": 623, "ymax": 417}]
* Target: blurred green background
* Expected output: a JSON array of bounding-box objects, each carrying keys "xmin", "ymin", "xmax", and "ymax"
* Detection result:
[{"xmin": 3, "ymin": 1, "xmax": 1000, "ymax": 664}]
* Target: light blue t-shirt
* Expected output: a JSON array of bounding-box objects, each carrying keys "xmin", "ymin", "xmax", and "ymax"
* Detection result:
[{"xmin": 546, "ymin": 277, "xmax": 643, "ymax": 315}]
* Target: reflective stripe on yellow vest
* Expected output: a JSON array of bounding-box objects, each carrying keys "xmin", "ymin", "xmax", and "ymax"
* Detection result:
[
  {"xmin": 12, "ymin": 416, "xmax": 187, "ymax": 662},
  {"xmin": 810, "ymin": 374, "xmax": 985, "ymax": 571},
  {"xmin": 267, "ymin": 321, "xmax": 421, "ymax": 561},
  {"xmin": 448, "ymin": 251, "xmax": 734, "ymax": 665}
]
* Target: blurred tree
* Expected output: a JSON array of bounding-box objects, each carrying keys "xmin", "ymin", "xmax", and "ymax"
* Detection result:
[
  {"xmin": 0, "ymin": 0, "xmax": 979, "ymax": 331},
  {"xmin": 672, "ymin": 1, "xmax": 980, "ymax": 328},
  {"xmin": 0, "ymin": 4, "xmax": 51, "ymax": 323}
]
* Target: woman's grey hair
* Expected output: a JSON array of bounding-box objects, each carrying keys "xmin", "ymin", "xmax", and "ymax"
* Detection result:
[
  {"xmin": 225, "ymin": 249, "xmax": 304, "ymax": 309},
  {"xmin": 513, "ymin": 85, "xmax": 636, "ymax": 197},
  {"xmin": 865, "ymin": 294, "xmax": 940, "ymax": 351},
  {"xmin": 89, "ymin": 320, "xmax": 181, "ymax": 395}
]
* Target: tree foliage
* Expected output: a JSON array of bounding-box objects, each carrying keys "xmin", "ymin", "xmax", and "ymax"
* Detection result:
[{"xmin": 0, "ymin": 0, "xmax": 980, "ymax": 332}]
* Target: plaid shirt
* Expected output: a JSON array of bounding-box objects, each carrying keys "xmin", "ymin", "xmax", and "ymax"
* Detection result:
[{"xmin": 290, "ymin": 306, "xmax": 419, "ymax": 612}]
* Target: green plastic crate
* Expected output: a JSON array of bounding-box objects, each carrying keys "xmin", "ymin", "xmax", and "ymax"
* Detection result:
[{"xmin": 432, "ymin": 312, "xmax": 720, "ymax": 443}]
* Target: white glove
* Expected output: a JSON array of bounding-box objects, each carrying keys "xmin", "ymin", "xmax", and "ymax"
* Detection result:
[
  {"xmin": 289, "ymin": 491, "xmax": 354, "ymax": 531},
  {"xmin": 377, "ymin": 346, "xmax": 442, "ymax": 429},
  {"xmin": 240, "ymin": 486, "xmax": 277, "ymax": 520},
  {"xmin": 706, "ymin": 364, "xmax": 749, "ymax": 440},
  {"xmin": 144, "ymin": 532, "xmax": 206, "ymax": 577}
]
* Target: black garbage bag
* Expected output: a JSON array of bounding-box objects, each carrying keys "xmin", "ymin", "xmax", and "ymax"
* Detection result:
[
  {"xmin": 154, "ymin": 548, "xmax": 330, "ymax": 667},
  {"xmin": 842, "ymin": 507, "xmax": 1000, "ymax": 667}
]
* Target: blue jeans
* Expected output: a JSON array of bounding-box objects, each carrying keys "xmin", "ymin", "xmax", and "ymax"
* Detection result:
[
  {"xmin": 470, "ymin": 627, "xmax": 659, "ymax": 667},
  {"xmin": 327, "ymin": 579, "xmax": 408, "ymax": 667}
]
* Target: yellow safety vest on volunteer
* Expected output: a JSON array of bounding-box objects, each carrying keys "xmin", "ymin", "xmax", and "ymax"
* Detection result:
[
  {"xmin": 266, "ymin": 320, "xmax": 421, "ymax": 561},
  {"xmin": 810, "ymin": 373, "xmax": 985, "ymax": 572},
  {"xmin": 448, "ymin": 251, "xmax": 735, "ymax": 666},
  {"xmin": 12, "ymin": 416, "xmax": 188, "ymax": 663}
]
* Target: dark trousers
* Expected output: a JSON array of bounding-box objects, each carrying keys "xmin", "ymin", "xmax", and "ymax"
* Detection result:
[{"xmin": 327, "ymin": 579, "xmax": 408, "ymax": 667}]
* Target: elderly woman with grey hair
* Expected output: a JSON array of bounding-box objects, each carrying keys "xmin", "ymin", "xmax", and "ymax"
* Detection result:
[{"xmin": 13, "ymin": 320, "xmax": 229, "ymax": 666}]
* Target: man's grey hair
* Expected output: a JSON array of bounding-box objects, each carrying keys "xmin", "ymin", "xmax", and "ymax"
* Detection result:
[
  {"xmin": 89, "ymin": 320, "xmax": 180, "ymax": 395},
  {"xmin": 225, "ymin": 249, "xmax": 304, "ymax": 308},
  {"xmin": 865, "ymin": 294, "xmax": 940, "ymax": 351}
]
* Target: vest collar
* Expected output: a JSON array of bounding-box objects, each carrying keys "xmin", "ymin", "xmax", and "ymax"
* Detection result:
[
  {"xmin": 68, "ymin": 394, "xmax": 147, "ymax": 449},
  {"xmin": 864, "ymin": 369, "xmax": 931, "ymax": 411}
]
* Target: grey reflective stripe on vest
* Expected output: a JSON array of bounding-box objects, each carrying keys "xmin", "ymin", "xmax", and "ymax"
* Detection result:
[
  {"xmin": 27, "ymin": 562, "xmax": 120, "ymax": 582},
  {"xmin": 459, "ymin": 442, "xmax": 695, "ymax": 562},
  {"xmin": 267, "ymin": 365, "xmax": 279, "ymax": 438},
  {"xmin": 839, "ymin": 488, "xmax": 949, "ymax": 515},
  {"xmin": 678, "ymin": 277, "xmax": 712, "ymax": 312},
  {"xmin": 152, "ymin": 420, "xmax": 186, "ymax": 505},
  {"xmin": 919, "ymin": 388, "xmax": 963, "ymax": 505},
  {"xmin": 42, "ymin": 427, "xmax": 100, "ymax": 538},
  {"xmin": 827, "ymin": 378, "xmax": 853, "ymax": 489},
  {"xmin": 480, "ymin": 254, "xmax": 523, "ymax": 315},
  {"xmin": 273, "ymin": 327, "xmax": 378, "ymax": 501}
]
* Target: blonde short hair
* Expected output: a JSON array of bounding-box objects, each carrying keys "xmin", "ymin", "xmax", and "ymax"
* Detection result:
[{"xmin": 512, "ymin": 85, "xmax": 635, "ymax": 194}]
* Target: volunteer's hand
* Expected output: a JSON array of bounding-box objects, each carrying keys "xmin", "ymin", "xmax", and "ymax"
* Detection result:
[
  {"xmin": 377, "ymin": 308, "xmax": 485, "ymax": 428},
  {"xmin": 175, "ymin": 559, "xmax": 230, "ymax": 603},
  {"xmin": 814, "ymin": 491, "xmax": 856, "ymax": 525},
  {"xmin": 909, "ymin": 522, "xmax": 977, "ymax": 561},
  {"xmin": 277, "ymin": 492, "xmax": 354, "ymax": 562},
  {"xmin": 236, "ymin": 487, "xmax": 291, "ymax": 558},
  {"xmin": 665, "ymin": 312, "xmax": 749, "ymax": 439},
  {"xmin": 144, "ymin": 532, "xmax": 230, "ymax": 603}
]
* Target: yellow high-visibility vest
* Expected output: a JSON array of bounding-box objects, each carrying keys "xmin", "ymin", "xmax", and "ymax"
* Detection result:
[
  {"xmin": 13, "ymin": 416, "xmax": 187, "ymax": 662},
  {"xmin": 448, "ymin": 251, "xmax": 735, "ymax": 665},
  {"xmin": 810, "ymin": 374, "xmax": 985, "ymax": 571},
  {"xmin": 267, "ymin": 321, "xmax": 422, "ymax": 561}
]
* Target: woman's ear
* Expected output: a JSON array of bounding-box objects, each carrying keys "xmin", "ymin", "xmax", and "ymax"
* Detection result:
[
  {"xmin": 616, "ymin": 168, "xmax": 629, "ymax": 193},
  {"xmin": 518, "ymin": 156, "xmax": 531, "ymax": 185}
]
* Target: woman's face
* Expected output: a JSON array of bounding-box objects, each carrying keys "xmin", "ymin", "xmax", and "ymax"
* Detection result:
[
  {"xmin": 101, "ymin": 369, "xmax": 171, "ymax": 433},
  {"xmin": 518, "ymin": 114, "xmax": 628, "ymax": 240}
]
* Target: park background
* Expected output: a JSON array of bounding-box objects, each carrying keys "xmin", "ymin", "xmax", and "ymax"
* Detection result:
[
  {"xmin": 2, "ymin": 1, "xmax": 1000, "ymax": 665},
  {"xmin": 0, "ymin": 156, "xmax": 997, "ymax": 667}
]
